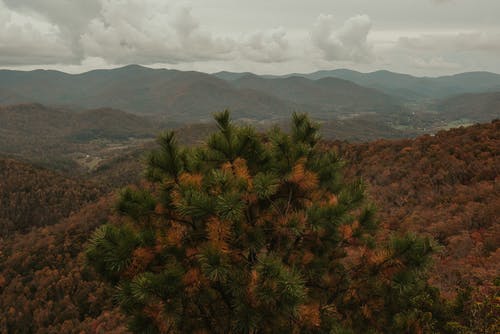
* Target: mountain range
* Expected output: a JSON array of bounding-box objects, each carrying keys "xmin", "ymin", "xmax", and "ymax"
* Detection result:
[
  {"xmin": 0, "ymin": 65, "xmax": 400, "ymax": 121},
  {"xmin": 249, "ymin": 69, "xmax": 500, "ymax": 101},
  {"xmin": 4, "ymin": 65, "xmax": 500, "ymax": 123},
  {"xmin": 1, "ymin": 65, "xmax": 499, "ymax": 175}
]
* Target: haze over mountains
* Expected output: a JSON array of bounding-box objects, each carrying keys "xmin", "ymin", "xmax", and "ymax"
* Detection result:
[
  {"xmin": 256, "ymin": 69, "xmax": 500, "ymax": 101},
  {"xmin": 0, "ymin": 65, "xmax": 396, "ymax": 121},
  {"xmin": 1, "ymin": 65, "xmax": 500, "ymax": 124}
]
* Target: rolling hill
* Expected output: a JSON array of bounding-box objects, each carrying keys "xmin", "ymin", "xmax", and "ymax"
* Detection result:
[
  {"xmin": 230, "ymin": 74, "xmax": 401, "ymax": 116},
  {"xmin": 291, "ymin": 69, "xmax": 500, "ymax": 101},
  {"xmin": 0, "ymin": 65, "xmax": 403, "ymax": 121},
  {"xmin": 0, "ymin": 66, "xmax": 296, "ymax": 121},
  {"xmin": 0, "ymin": 157, "xmax": 106, "ymax": 235},
  {"xmin": 339, "ymin": 120, "xmax": 500, "ymax": 295},
  {"xmin": 436, "ymin": 91, "xmax": 500, "ymax": 122},
  {"xmin": 0, "ymin": 103, "xmax": 157, "ymax": 141},
  {"xmin": 0, "ymin": 103, "xmax": 409, "ymax": 172},
  {"xmin": 0, "ymin": 103, "xmax": 159, "ymax": 171}
]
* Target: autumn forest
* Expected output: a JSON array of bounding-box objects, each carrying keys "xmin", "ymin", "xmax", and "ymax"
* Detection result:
[{"xmin": 0, "ymin": 113, "xmax": 498, "ymax": 333}]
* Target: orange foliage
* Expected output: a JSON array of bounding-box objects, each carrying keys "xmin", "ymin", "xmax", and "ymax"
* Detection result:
[
  {"xmin": 165, "ymin": 221, "xmax": 188, "ymax": 246},
  {"xmin": 337, "ymin": 120, "xmax": 500, "ymax": 295},
  {"xmin": 299, "ymin": 302, "xmax": 321, "ymax": 328},
  {"xmin": 289, "ymin": 158, "xmax": 319, "ymax": 191},
  {"xmin": 0, "ymin": 195, "xmax": 126, "ymax": 333},
  {"xmin": 206, "ymin": 217, "xmax": 231, "ymax": 252},
  {"xmin": 179, "ymin": 172, "xmax": 203, "ymax": 189},
  {"xmin": 126, "ymin": 247, "xmax": 156, "ymax": 278},
  {"xmin": 0, "ymin": 158, "xmax": 106, "ymax": 235}
]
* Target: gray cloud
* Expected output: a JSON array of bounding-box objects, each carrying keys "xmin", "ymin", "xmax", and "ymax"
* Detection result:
[
  {"xmin": 239, "ymin": 28, "xmax": 291, "ymax": 63},
  {"xmin": 80, "ymin": 2, "xmax": 235, "ymax": 64},
  {"xmin": 398, "ymin": 32, "xmax": 500, "ymax": 53},
  {"xmin": 311, "ymin": 14, "xmax": 373, "ymax": 63},
  {"xmin": 0, "ymin": 1, "xmax": 74, "ymax": 65},
  {"xmin": 2, "ymin": 0, "xmax": 101, "ymax": 60},
  {"xmin": 1, "ymin": 0, "xmax": 297, "ymax": 66},
  {"xmin": 0, "ymin": 0, "xmax": 499, "ymax": 75}
]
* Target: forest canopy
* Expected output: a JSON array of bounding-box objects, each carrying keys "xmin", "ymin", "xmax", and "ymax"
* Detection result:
[{"xmin": 86, "ymin": 111, "xmax": 471, "ymax": 333}]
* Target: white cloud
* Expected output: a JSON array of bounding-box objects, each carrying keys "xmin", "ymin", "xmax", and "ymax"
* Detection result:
[
  {"xmin": 1, "ymin": 0, "xmax": 295, "ymax": 66},
  {"xmin": 0, "ymin": 1, "xmax": 74, "ymax": 65},
  {"xmin": 2, "ymin": 0, "xmax": 102, "ymax": 59},
  {"xmin": 239, "ymin": 28, "xmax": 291, "ymax": 63},
  {"xmin": 80, "ymin": 2, "xmax": 235, "ymax": 64},
  {"xmin": 310, "ymin": 14, "xmax": 373, "ymax": 63},
  {"xmin": 0, "ymin": 0, "xmax": 499, "ymax": 75}
]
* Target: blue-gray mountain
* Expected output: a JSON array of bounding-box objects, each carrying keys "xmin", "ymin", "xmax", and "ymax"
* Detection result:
[
  {"xmin": 0, "ymin": 65, "xmax": 400, "ymax": 121},
  {"xmin": 3, "ymin": 65, "xmax": 500, "ymax": 123},
  {"xmin": 241, "ymin": 69, "xmax": 500, "ymax": 101}
]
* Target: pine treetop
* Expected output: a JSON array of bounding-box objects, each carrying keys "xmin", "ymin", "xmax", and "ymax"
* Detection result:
[{"xmin": 87, "ymin": 112, "xmax": 452, "ymax": 333}]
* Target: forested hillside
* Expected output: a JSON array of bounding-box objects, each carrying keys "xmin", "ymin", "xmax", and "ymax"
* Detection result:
[
  {"xmin": 0, "ymin": 158, "xmax": 105, "ymax": 235},
  {"xmin": 0, "ymin": 197, "xmax": 125, "ymax": 333},
  {"xmin": 339, "ymin": 121, "xmax": 499, "ymax": 296},
  {"xmin": 0, "ymin": 66, "xmax": 398, "ymax": 121},
  {"xmin": 0, "ymin": 121, "xmax": 498, "ymax": 333},
  {"xmin": 0, "ymin": 103, "xmax": 158, "ymax": 172},
  {"xmin": 437, "ymin": 91, "xmax": 500, "ymax": 123},
  {"xmin": 0, "ymin": 103, "xmax": 414, "ymax": 174}
]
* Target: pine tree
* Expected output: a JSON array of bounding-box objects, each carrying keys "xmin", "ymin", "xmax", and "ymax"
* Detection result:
[{"xmin": 87, "ymin": 111, "xmax": 452, "ymax": 333}]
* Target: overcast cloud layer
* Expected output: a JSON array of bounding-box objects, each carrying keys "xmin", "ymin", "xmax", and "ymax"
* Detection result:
[{"xmin": 0, "ymin": 0, "xmax": 499, "ymax": 76}]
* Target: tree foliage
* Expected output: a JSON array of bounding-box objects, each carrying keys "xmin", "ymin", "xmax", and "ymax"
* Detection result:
[
  {"xmin": 0, "ymin": 196, "xmax": 127, "ymax": 334},
  {"xmin": 339, "ymin": 120, "xmax": 499, "ymax": 298},
  {"xmin": 87, "ymin": 111, "xmax": 458, "ymax": 333},
  {"xmin": 0, "ymin": 158, "xmax": 104, "ymax": 235}
]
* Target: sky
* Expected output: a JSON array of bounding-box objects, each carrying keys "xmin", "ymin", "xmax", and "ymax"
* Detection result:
[{"xmin": 0, "ymin": 0, "xmax": 499, "ymax": 76}]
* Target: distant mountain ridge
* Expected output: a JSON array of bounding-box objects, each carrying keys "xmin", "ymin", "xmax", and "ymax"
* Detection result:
[
  {"xmin": 0, "ymin": 65, "xmax": 400, "ymax": 121},
  {"xmin": 2, "ymin": 65, "xmax": 499, "ymax": 135},
  {"xmin": 230, "ymin": 74, "xmax": 401, "ymax": 115},
  {"xmin": 258, "ymin": 69, "xmax": 500, "ymax": 101},
  {"xmin": 0, "ymin": 65, "xmax": 300, "ymax": 121}
]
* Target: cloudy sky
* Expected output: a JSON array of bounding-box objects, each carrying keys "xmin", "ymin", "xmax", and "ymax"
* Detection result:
[{"xmin": 1, "ymin": 0, "xmax": 499, "ymax": 76}]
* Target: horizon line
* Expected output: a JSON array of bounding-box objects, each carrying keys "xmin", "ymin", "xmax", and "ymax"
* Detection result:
[{"xmin": 1, "ymin": 63, "xmax": 499, "ymax": 79}]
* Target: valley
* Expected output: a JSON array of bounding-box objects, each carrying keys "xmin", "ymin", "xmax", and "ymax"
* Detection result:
[{"xmin": 1, "ymin": 66, "xmax": 499, "ymax": 174}]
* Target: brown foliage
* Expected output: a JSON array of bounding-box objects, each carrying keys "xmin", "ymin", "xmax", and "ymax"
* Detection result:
[
  {"xmin": 336, "ymin": 120, "xmax": 500, "ymax": 295},
  {"xmin": 0, "ymin": 120, "xmax": 497, "ymax": 332},
  {"xmin": 0, "ymin": 158, "xmax": 106, "ymax": 235},
  {"xmin": 0, "ymin": 196, "xmax": 127, "ymax": 333}
]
